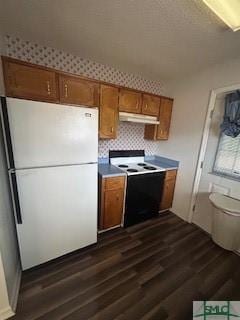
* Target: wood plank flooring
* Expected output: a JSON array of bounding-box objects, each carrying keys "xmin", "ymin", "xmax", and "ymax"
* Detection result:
[{"xmin": 12, "ymin": 212, "xmax": 240, "ymax": 320}]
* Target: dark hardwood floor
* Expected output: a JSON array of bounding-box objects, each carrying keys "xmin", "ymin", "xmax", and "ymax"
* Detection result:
[{"xmin": 12, "ymin": 212, "xmax": 240, "ymax": 320}]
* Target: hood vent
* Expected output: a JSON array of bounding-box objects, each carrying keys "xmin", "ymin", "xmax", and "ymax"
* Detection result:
[{"xmin": 119, "ymin": 112, "xmax": 159, "ymax": 125}]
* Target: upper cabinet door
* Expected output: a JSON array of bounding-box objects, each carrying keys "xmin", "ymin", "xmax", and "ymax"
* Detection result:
[
  {"xmin": 119, "ymin": 89, "xmax": 142, "ymax": 114},
  {"xmin": 142, "ymin": 94, "xmax": 160, "ymax": 116},
  {"xmin": 99, "ymin": 85, "xmax": 119, "ymax": 139},
  {"xmin": 59, "ymin": 74, "xmax": 99, "ymax": 107},
  {"xmin": 2, "ymin": 59, "xmax": 58, "ymax": 102},
  {"xmin": 157, "ymin": 98, "xmax": 173, "ymax": 140}
]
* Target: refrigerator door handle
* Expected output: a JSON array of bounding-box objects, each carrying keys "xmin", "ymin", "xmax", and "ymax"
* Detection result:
[
  {"xmin": 10, "ymin": 169, "xmax": 22, "ymax": 224},
  {"xmin": 1, "ymin": 97, "xmax": 15, "ymax": 169}
]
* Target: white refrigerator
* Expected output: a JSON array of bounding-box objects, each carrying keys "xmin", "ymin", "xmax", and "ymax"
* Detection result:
[{"xmin": 1, "ymin": 97, "xmax": 98, "ymax": 270}]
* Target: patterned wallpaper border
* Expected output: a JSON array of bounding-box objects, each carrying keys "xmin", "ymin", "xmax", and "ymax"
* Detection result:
[
  {"xmin": 5, "ymin": 35, "xmax": 164, "ymax": 95},
  {"xmin": 5, "ymin": 35, "xmax": 162, "ymax": 156}
]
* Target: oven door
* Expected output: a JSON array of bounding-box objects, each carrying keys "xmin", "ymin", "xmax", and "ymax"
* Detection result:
[{"xmin": 124, "ymin": 171, "xmax": 165, "ymax": 227}]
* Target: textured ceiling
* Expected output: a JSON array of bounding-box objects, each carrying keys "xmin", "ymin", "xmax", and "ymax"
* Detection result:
[{"xmin": 0, "ymin": 0, "xmax": 240, "ymax": 82}]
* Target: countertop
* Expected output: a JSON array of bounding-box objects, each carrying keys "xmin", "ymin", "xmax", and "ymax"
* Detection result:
[
  {"xmin": 98, "ymin": 156, "xmax": 179, "ymax": 178},
  {"xmin": 98, "ymin": 163, "xmax": 126, "ymax": 178},
  {"xmin": 146, "ymin": 160, "xmax": 179, "ymax": 171}
]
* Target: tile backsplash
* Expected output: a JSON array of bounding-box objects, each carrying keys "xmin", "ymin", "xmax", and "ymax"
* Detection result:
[
  {"xmin": 5, "ymin": 35, "xmax": 162, "ymax": 156},
  {"xmin": 99, "ymin": 122, "xmax": 159, "ymax": 157}
]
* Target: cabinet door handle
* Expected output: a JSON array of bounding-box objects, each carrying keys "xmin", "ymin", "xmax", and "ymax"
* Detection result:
[
  {"xmin": 145, "ymin": 103, "xmax": 148, "ymax": 109},
  {"xmin": 64, "ymin": 84, "xmax": 68, "ymax": 98},
  {"xmin": 14, "ymin": 77, "xmax": 18, "ymax": 88},
  {"xmin": 46, "ymin": 81, "xmax": 51, "ymax": 95},
  {"xmin": 110, "ymin": 127, "xmax": 114, "ymax": 133}
]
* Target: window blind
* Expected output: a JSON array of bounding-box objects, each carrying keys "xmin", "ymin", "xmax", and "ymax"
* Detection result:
[{"xmin": 213, "ymin": 133, "xmax": 240, "ymax": 178}]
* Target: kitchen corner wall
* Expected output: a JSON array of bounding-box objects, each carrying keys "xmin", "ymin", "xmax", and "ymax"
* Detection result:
[
  {"xmin": 0, "ymin": 35, "xmax": 5, "ymax": 95},
  {"xmin": 0, "ymin": 34, "xmax": 20, "ymax": 318},
  {"xmin": 5, "ymin": 35, "xmax": 164, "ymax": 157},
  {"xmin": 156, "ymin": 56, "xmax": 240, "ymax": 223}
]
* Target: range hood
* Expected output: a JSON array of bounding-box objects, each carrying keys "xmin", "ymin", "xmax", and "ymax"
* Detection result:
[{"xmin": 119, "ymin": 112, "xmax": 159, "ymax": 125}]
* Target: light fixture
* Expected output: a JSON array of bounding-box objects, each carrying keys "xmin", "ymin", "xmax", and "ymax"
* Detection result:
[{"xmin": 202, "ymin": 0, "xmax": 240, "ymax": 31}]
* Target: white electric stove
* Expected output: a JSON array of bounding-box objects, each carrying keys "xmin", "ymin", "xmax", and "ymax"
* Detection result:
[
  {"xmin": 109, "ymin": 150, "xmax": 166, "ymax": 227},
  {"xmin": 110, "ymin": 153, "xmax": 165, "ymax": 175}
]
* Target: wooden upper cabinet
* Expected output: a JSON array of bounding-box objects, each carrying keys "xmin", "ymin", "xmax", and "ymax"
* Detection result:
[
  {"xmin": 2, "ymin": 58, "xmax": 174, "ymax": 142},
  {"xmin": 157, "ymin": 98, "xmax": 173, "ymax": 140},
  {"xmin": 144, "ymin": 98, "xmax": 173, "ymax": 140},
  {"xmin": 59, "ymin": 74, "xmax": 99, "ymax": 107},
  {"xmin": 144, "ymin": 125, "xmax": 157, "ymax": 140},
  {"xmin": 142, "ymin": 94, "xmax": 160, "ymax": 116},
  {"xmin": 119, "ymin": 89, "xmax": 142, "ymax": 114},
  {"xmin": 99, "ymin": 85, "xmax": 119, "ymax": 139},
  {"xmin": 2, "ymin": 58, "xmax": 58, "ymax": 102}
]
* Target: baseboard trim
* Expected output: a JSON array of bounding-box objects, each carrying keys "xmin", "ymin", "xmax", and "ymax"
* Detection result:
[
  {"xmin": 0, "ymin": 306, "xmax": 14, "ymax": 320},
  {"xmin": 9, "ymin": 264, "xmax": 21, "ymax": 312}
]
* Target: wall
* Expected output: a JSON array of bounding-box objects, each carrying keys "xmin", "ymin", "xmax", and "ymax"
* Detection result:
[
  {"xmin": 0, "ymin": 35, "xmax": 5, "ymax": 95},
  {"xmin": 5, "ymin": 35, "xmax": 165, "ymax": 157},
  {"xmin": 0, "ymin": 253, "xmax": 14, "ymax": 320},
  {"xmin": 0, "ymin": 34, "xmax": 20, "ymax": 318},
  {"xmin": 99, "ymin": 122, "xmax": 159, "ymax": 157},
  {"xmin": 157, "ymin": 57, "xmax": 240, "ymax": 224}
]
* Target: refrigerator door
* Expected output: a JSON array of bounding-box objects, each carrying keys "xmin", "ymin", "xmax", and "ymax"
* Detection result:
[
  {"xmin": 15, "ymin": 163, "xmax": 97, "ymax": 270},
  {"xmin": 6, "ymin": 98, "xmax": 98, "ymax": 169}
]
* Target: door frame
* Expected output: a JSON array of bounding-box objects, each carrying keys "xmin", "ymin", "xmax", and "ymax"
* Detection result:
[{"xmin": 188, "ymin": 83, "xmax": 240, "ymax": 223}]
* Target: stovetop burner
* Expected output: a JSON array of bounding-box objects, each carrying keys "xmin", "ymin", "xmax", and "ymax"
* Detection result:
[
  {"xmin": 137, "ymin": 163, "xmax": 147, "ymax": 166},
  {"xmin": 109, "ymin": 151, "xmax": 165, "ymax": 175},
  {"xmin": 127, "ymin": 168, "xmax": 139, "ymax": 173},
  {"xmin": 144, "ymin": 166, "xmax": 157, "ymax": 170}
]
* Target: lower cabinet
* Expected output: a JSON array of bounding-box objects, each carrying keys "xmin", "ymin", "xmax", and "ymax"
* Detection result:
[
  {"xmin": 160, "ymin": 170, "xmax": 177, "ymax": 210},
  {"xmin": 99, "ymin": 176, "xmax": 126, "ymax": 230}
]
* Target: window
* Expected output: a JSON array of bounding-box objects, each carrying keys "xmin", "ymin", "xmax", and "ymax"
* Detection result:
[{"xmin": 213, "ymin": 133, "xmax": 240, "ymax": 179}]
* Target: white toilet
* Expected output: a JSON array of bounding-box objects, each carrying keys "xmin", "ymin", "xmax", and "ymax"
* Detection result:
[{"xmin": 209, "ymin": 192, "xmax": 240, "ymax": 251}]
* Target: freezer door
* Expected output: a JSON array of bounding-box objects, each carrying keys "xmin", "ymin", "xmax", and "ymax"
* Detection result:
[
  {"xmin": 6, "ymin": 98, "xmax": 98, "ymax": 168},
  {"xmin": 15, "ymin": 164, "xmax": 97, "ymax": 270}
]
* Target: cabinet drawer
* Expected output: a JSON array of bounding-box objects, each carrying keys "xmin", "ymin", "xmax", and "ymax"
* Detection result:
[
  {"xmin": 104, "ymin": 176, "xmax": 125, "ymax": 190},
  {"xmin": 165, "ymin": 169, "xmax": 177, "ymax": 181}
]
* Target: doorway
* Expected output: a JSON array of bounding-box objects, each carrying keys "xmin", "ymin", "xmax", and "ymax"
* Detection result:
[{"xmin": 189, "ymin": 84, "xmax": 240, "ymax": 233}]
